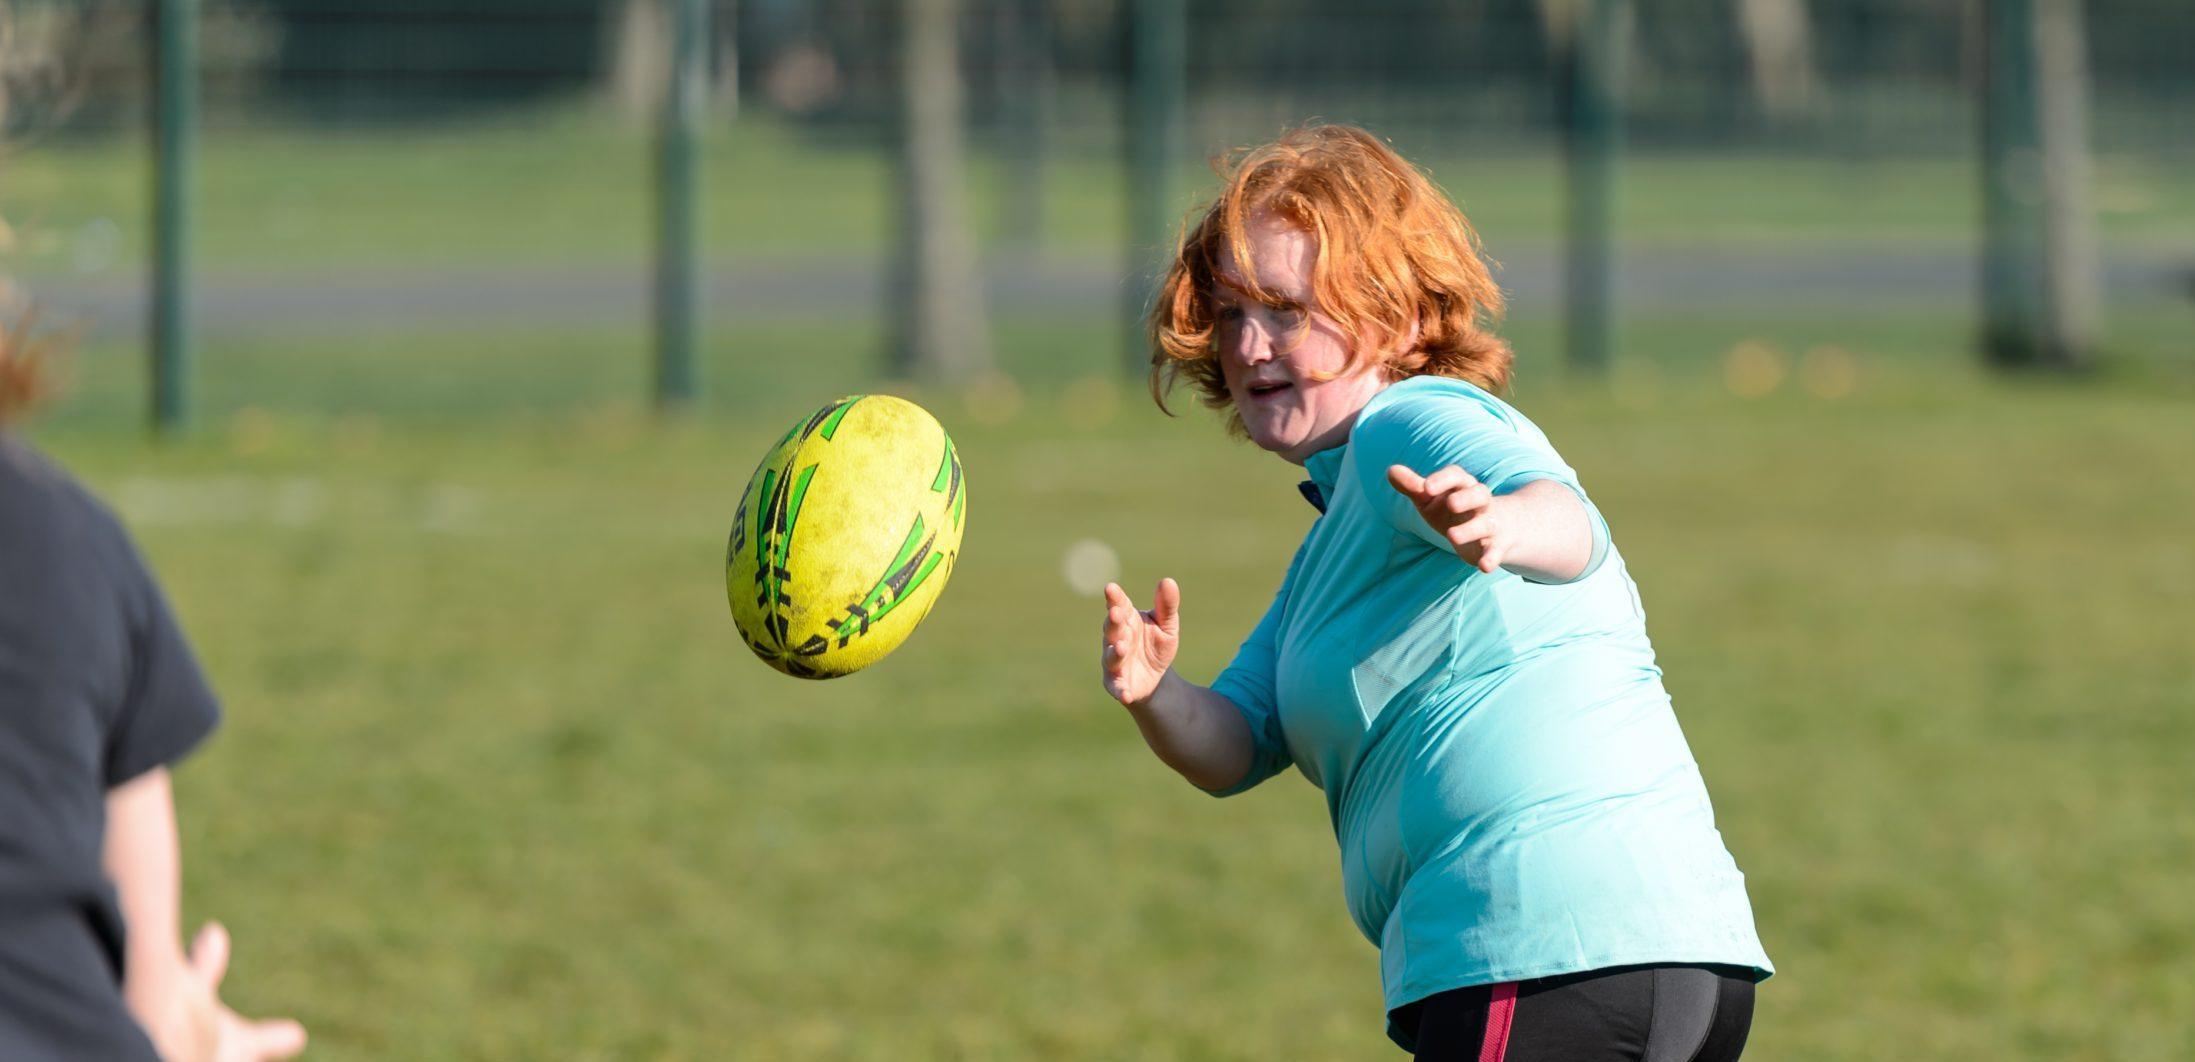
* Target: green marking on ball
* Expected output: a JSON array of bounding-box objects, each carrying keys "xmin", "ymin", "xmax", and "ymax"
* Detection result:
[
  {"xmin": 949, "ymin": 450, "xmax": 965, "ymax": 529},
  {"xmin": 828, "ymin": 514, "xmax": 943, "ymax": 646},
  {"xmin": 753, "ymin": 460, "xmax": 818, "ymax": 649},
  {"xmin": 818, "ymin": 397, "xmax": 861, "ymax": 441},
  {"xmin": 930, "ymin": 436, "xmax": 956, "ymax": 492},
  {"xmin": 930, "ymin": 433, "xmax": 966, "ymax": 530},
  {"xmin": 753, "ymin": 465, "xmax": 778, "ymax": 571}
]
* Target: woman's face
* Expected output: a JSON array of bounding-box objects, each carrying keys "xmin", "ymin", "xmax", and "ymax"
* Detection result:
[{"xmin": 1212, "ymin": 213, "xmax": 1389, "ymax": 465}]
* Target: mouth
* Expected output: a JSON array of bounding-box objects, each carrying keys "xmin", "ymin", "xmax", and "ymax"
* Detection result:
[{"xmin": 1244, "ymin": 380, "xmax": 1294, "ymax": 402}]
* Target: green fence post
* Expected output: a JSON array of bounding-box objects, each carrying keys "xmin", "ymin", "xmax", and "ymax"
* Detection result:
[
  {"xmin": 1564, "ymin": 0, "xmax": 1622, "ymax": 378},
  {"xmin": 998, "ymin": 0, "xmax": 1051, "ymax": 253},
  {"xmin": 1979, "ymin": 0, "xmax": 2046, "ymax": 368},
  {"xmin": 1124, "ymin": 0, "xmax": 1186, "ymax": 374},
  {"xmin": 655, "ymin": 0, "xmax": 707, "ymax": 411},
  {"xmin": 151, "ymin": 0, "xmax": 198, "ymax": 435}
]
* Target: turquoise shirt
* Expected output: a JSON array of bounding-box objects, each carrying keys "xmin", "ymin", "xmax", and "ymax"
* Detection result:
[{"xmin": 1206, "ymin": 376, "xmax": 1772, "ymax": 1036}]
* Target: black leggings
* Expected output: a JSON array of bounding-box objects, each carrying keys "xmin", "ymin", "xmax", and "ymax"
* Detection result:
[{"xmin": 1395, "ymin": 964, "xmax": 1756, "ymax": 1061}]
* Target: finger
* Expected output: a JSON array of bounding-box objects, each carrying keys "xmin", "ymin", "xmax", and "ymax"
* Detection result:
[
  {"xmin": 1112, "ymin": 603, "xmax": 1147, "ymax": 633},
  {"xmin": 1385, "ymin": 464, "xmax": 1428, "ymax": 498},
  {"xmin": 1477, "ymin": 543, "xmax": 1507, "ymax": 574},
  {"xmin": 243, "ymin": 1017, "xmax": 308, "ymax": 1060},
  {"xmin": 1444, "ymin": 512, "xmax": 1494, "ymax": 542},
  {"xmin": 1421, "ymin": 465, "xmax": 1479, "ymax": 496},
  {"xmin": 1418, "ymin": 466, "xmax": 1462, "ymax": 495},
  {"xmin": 1440, "ymin": 483, "xmax": 1493, "ymax": 515},
  {"xmin": 188, "ymin": 922, "xmax": 231, "ymax": 990},
  {"xmin": 1152, "ymin": 578, "xmax": 1181, "ymax": 635},
  {"xmin": 1103, "ymin": 583, "xmax": 1134, "ymax": 612}
]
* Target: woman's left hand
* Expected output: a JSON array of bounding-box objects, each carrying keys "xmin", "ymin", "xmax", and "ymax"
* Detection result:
[{"xmin": 1386, "ymin": 464, "xmax": 1513, "ymax": 574}]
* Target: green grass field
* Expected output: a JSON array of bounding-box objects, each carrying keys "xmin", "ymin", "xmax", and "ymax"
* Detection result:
[{"xmin": 19, "ymin": 301, "xmax": 2195, "ymax": 1058}]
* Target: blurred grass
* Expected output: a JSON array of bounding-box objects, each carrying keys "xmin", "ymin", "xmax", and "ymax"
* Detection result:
[
  {"xmin": 18, "ymin": 303, "xmax": 2195, "ymax": 1058},
  {"xmin": 6, "ymin": 106, "xmax": 2195, "ymax": 275}
]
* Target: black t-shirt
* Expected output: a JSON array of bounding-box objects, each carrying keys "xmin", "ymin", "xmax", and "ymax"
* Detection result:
[{"xmin": 0, "ymin": 435, "xmax": 222, "ymax": 1061}]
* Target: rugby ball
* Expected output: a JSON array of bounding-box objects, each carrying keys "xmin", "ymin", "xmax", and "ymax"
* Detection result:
[{"xmin": 727, "ymin": 395, "xmax": 966, "ymax": 679}]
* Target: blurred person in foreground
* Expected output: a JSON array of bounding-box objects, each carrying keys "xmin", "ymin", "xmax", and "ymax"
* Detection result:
[
  {"xmin": 0, "ymin": 326, "xmax": 307, "ymax": 1060},
  {"xmin": 1099, "ymin": 125, "xmax": 1771, "ymax": 1060}
]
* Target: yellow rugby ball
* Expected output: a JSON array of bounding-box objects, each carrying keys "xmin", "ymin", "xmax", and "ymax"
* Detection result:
[{"xmin": 726, "ymin": 395, "xmax": 966, "ymax": 679}]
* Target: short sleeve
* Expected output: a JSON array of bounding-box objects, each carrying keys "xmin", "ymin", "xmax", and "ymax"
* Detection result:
[
  {"xmin": 1201, "ymin": 565, "xmax": 1300, "ymax": 797},
  {"xmin": 102, "ymin": 537, "xmax": 221, "ymax": 787},
  {"xmin": 1351, "ymin": 388, "xmax": 1612, "ymax": 584}
]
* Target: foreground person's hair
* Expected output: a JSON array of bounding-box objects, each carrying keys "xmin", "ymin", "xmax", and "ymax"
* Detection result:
[{"xmin": 1149, "ymin": 124, "xmax": 1512, "ymax": 434}]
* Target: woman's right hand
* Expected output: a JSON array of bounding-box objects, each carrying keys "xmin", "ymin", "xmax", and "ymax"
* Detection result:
[{"xmin": 1100, "ymin": 578, "xmax": 1181, "ymax": 708}]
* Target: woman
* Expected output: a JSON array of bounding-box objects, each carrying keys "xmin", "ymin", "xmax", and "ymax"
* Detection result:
[
  {"xmin": 1, "ymin": 323, "xmax": 305, "ymax": 1059},
  {"xmin": 1099, "ymin": 125, "xmax": 1772, "ymax": 1060}
]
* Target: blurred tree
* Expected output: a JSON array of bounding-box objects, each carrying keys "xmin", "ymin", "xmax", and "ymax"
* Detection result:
[
  {"xmin": 0, "ymin": 0, "xmax": 83, "ymax": 136},
  {"xmin": 1736, "ymin": 0, "xmax": 1815, "ymax": 122},
  {"xmin": 2033, "ymin": 0, "xmax": 2099, "ymax": 364},
  {"xmin": 608, "ymin": 0, "xmax": 738, "ymax": 120},
  {"xmin": 888, "ymin": 0, "xmax": 991, "ymax": 384},
  {"xmin": 608, "ymin": 0, "xmax": 671, "ymax": 118},
  {"xmin": 1980, "ymin": 0, "xmax": 2098, "ymax": 370}
]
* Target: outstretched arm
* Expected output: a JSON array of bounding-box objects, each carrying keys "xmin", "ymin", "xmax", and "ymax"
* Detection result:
[
  {"xmin": 1387, "ymin": 466, "xmax": 1594, "ymax": 583},
  {"xmin": 1099, "ymin": 579, "xmax": 1258, "ymax": 792}
]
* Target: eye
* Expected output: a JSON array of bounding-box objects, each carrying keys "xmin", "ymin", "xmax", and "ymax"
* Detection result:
[{"xmin": 1214, "ymin": 305, "xmax": 1244, "ymax": 323}]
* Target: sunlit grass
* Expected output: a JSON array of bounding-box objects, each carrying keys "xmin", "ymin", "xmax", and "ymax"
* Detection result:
[{"xmin": 19, "ymin": 304, "xmax": 2195, "ymax": 1058}]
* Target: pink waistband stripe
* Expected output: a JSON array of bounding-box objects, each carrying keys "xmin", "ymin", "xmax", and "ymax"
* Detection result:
[{"xmin": 1478, "ymin": 981, "xmax": 1518, "ymax": 1062}]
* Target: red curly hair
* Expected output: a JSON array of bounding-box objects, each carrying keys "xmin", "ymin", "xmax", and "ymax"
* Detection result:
[
  {"xmin": 1148, "ymin": 124, "xmax": 1512, "ymax": 433},
  {"xmin": 0, "ymin": 309, "xmax": 57, "ymax": 425}
]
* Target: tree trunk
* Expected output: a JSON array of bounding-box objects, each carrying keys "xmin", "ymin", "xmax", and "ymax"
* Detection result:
[
  {"xmin": 1979, "ymin": 0, "xmax": 2097, "ymax": 370},
  {"xmin": 889, "ymin": 0, "xmax": 991, "ymax": 384},
  {"xmin": 607, "ymin": 0, "xmax": 668, "ymax": 120},
  {"xmin": 1736, "ymin": 0, "xmax": 1816, "ymax": 120},
  {"xmin": 2035, "ymin": 0, "xmax": 2098, "ymax": 367}
]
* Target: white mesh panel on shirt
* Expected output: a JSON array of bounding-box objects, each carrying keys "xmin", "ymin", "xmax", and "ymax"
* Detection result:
[{"xmin": 1350, "ymin": 595, "xmax": 1458, "ymax": 726}]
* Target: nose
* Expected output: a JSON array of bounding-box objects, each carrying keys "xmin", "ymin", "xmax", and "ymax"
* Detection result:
[{"xmin": 1226, "ymin": 316, "xmax": 1275, "ymax": 366}]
